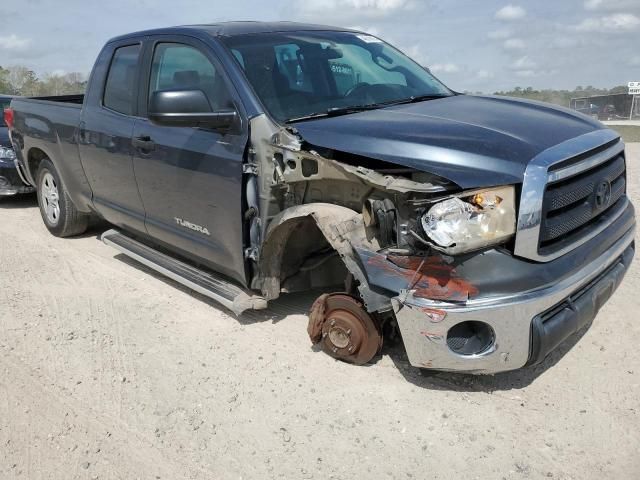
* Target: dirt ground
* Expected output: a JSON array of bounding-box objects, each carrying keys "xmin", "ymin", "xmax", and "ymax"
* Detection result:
[{"xmin": 1, "ymin": 145, "xmax": 639, "ymax": 480}]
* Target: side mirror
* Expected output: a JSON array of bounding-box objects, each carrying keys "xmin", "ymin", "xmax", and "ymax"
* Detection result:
[{"xmin": 148, "ymin": 89, "xmax": 238, "ymax": 130}]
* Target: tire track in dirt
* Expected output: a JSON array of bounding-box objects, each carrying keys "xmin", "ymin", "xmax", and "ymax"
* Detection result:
[{"xmin": 0, "ymin": 349, "xmax": 239, "ymax": 479}]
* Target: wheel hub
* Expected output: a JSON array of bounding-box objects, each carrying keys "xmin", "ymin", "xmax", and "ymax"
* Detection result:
[
  {"xmin": 308, "ymin": 293, "xmax": 382, "ymax": 365},
  {"xmin": 328, "ymin": 323, "xmax": 350, "ymax": 349}
]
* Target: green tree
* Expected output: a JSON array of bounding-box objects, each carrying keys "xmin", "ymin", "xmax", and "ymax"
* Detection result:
[
  {"xmin": 7, "ymin": 66, "xmax": 41, "ymax": 96},
  {"xmin": 0, "ymin": 66, "xmax": 17, "ymax": 95},
  {"xmin": 494, "ymin": 85, "xmax": 629, "ymax": 108},
  {"xmin": 0, "ymin": 66, "xmax": 87, "ymax": 96}
]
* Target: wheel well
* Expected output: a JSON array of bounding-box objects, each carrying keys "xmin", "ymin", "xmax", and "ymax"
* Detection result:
[
  {"xmin": 27, "ymin": 148, "xmax": 49, "ymax": 181},
  {"xmin": 258, "ymin": 215, "xmax": 349, "ymax": 299},
  {"xmin": 278, "ymin": 217, "xmax": 349, "ymax": 293}
]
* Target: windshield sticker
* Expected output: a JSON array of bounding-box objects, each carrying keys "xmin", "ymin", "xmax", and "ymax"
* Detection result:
[
  {"xmin": 356, "ymin": 34, "xmax": 382, "ymax": 44},
  {"xmin": 330, "ymin": 63, "xmax": 354, "ymax": 76}
]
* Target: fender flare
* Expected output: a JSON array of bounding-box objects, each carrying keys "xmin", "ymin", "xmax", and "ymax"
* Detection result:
[
  {"xmin": 24, "ymin": 145, "xmax": 57, "ymax": 185},
  {"xmin": 23, "ymin": 143, "xmax": 93, "ymax": 213}
]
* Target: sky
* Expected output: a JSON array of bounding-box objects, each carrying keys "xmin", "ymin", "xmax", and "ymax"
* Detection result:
[{"xmin": 1, "ymin": 0, "xmax": 639, "ymax": 93}]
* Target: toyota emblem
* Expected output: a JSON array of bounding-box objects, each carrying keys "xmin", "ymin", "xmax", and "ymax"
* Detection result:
[{"xmin": 594, "ymin": 180, "xmax": 612, "ymax": 209}]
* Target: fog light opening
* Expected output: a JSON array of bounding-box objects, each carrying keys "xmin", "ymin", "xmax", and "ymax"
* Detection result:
[{"xmin": 446, "ymin": 321, "xmax": 495, "ymax": 356}]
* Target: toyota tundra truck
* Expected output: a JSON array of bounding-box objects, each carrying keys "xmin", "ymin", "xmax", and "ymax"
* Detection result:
[{"xmin": 6, "ymin": 22, "xmax": 635, "ymax": 373}]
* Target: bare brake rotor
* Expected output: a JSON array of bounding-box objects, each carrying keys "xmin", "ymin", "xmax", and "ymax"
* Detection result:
[{"xmin": 308, "ymin": 293, "xmax": 383, "ymax": 365}]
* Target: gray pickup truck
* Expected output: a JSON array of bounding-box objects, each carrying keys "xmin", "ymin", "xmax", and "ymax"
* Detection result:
[{"xmin": 7, "ymin": 22, "xmax": 635, "ymax": 373}]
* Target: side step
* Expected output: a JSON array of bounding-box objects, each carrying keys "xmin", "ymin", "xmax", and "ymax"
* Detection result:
[{"xmin": 100, "ymin": 229, "xmax": 267, "ymax": 316}]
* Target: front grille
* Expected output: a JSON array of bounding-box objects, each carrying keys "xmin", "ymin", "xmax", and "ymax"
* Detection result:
[{"xmin": 539, "ymin": 153, "xmax": 626, "ymax": 255}]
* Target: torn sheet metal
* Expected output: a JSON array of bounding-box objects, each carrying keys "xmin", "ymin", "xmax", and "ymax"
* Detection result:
[
  {"xmin": 258, "ymin": 203, "xmax": 390, "ymax": 312},
  {"xmin": 272, "ymin": 125, "xmax": 451, "ymax": 194},
  {"xmin": 355, "ymin": 248, "xmax": 478, "ymax": 302},
  {"xmin": 330, "ymin": 161, "xmax": 450, "ymax": 194}
]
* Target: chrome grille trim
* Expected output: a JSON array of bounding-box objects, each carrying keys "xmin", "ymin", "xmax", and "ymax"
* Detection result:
[
  {"xmin": 547, "ymin": 140, "xmax": 625, "ymax": 182},
  {"xmin": 514, "ymin": 129, "xmax": 626, "ymax": 262}
]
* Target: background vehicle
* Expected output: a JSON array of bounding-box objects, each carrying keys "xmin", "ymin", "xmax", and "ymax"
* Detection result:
[
  {"xmin": 1, "ymin": 95, "xmax": 34, "ymax": 196},
  {"xmin": 6, "ymin": 22, "xmax": 635, "ymax": 373},
  {"xmin": 599, "ymin": 104, "xmax": 619, "ymax": 121},
  {"xmin": 575, "ymin": 102, "xmax": 600, "ymax": 118}
]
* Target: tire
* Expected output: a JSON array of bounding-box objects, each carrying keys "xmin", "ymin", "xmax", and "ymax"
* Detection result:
[{"xmin": 36, "ymin": 158, "xmax": 89, "ymax": 237}]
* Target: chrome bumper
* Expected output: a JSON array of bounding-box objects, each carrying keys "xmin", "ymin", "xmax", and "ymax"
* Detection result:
[
  {"xmin": 0, "ymin": 162, "xmax": 35, "ymax": 196},
  {"xmin": 0, "ymin": 188, "xmax": 33, "ymax": 196},
  {"xmin": 392, "ymin": 226, "xmax": 635, "ymax": 374}
]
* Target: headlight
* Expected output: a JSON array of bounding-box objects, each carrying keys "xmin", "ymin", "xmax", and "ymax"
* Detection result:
[
  {"xmin": 0, "ymin": 146, "xmax": 16, "ymax": 161},
  {"xmin": 420, "ymin": 186, "xmax": 516, "ymax": 254}
]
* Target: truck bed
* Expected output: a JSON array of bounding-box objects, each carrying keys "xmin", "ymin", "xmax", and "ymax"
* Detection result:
[{"xmin": 9, "ymin": 96, "xmax": 85, "ymax": 200}]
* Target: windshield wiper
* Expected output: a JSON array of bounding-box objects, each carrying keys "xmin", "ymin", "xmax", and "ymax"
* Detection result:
[
  {"xmin": 388, "ymin": 93, "xmax": 452, "ymax": 105},
  {"xmin": 286, "ymin": 104, "xmax": 381, "ymax": 123},
  {"xmin": 286, "ymin": 94, "xmax": 453, "ymax": 124}
]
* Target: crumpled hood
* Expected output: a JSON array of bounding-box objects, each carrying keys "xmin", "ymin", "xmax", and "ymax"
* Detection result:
[{"xmin": 291, "ymin": 95, "xmax": 606, "ymax": 189}]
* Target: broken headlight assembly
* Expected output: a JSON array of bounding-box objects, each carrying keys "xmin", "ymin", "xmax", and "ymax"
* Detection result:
[{"xmin": 420, "ymin": 186, "xmax": 516, "ymax": 254}]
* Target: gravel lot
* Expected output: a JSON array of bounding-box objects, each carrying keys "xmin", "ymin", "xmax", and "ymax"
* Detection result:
[{"xmin": 1, "ymin": 145, "xmax": 639, "ymax": 480}]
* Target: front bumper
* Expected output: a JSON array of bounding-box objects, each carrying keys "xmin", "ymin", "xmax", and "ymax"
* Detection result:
[{"xmin": 391, "ymin": 226, "xmax": 635, "ymax": 374}]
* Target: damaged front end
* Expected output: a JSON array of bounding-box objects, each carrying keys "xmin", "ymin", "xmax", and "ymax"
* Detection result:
[
  {"xmin": 245, "ymin": 113, "xmax": 489, "ymax": 301},
  {"xmin": 244, "ymin": 114, "xmax": 523, "ymax": 368},
  {"xmin": 242, "ymin": 114, "xmax": 636, "ymax": 374}
]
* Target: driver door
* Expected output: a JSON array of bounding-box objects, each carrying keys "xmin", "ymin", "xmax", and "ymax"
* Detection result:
[{"xmin": 132, "ymin": 37, "xmax": 249, "ymax": 285}]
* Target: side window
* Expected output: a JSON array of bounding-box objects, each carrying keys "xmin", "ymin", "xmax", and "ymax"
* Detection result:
[
  {"xmin": 103, "ymin": 44, "xmax": 141, "ymax": 116},
  {"xmin": 149, "ymin": 43, "xmax": 231, "ymax": 111}
]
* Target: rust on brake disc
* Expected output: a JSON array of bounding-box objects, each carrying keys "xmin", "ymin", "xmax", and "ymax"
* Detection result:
[
  {"xmin": 308, "ymin": 293, "xmax": 329, "ymax": 343},
  {"xmin": 308, "ymin": 293, "xmax": 382, "ymax": 365}
]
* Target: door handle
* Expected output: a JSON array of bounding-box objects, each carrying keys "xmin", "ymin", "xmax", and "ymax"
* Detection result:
[
  {"xmin": 77, "ymin": 121, "xmax": 86, "ymax": 143},
  {"xmin": 132, "ymin": 135, "xmax": 155, "ymax": 152}
]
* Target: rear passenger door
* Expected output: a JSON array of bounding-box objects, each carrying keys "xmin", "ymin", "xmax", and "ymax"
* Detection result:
[
  {"xmin": 78, "ymin": 41, "xmax": 146, "ymax": 234},
  {"xmin": 132, "ymin": 36, "xmax": 249, "ymax": 285}
]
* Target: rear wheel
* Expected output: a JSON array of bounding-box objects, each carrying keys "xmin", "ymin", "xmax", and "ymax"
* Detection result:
[{"xmin": 36, "ymin": 158, "xmax": 89, "ymax": 237}]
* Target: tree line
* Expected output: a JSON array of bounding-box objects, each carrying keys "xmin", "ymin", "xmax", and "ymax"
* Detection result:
[
  {"xmin": 492, "ymin": 85, "xmax": 629, "ymax": 107},
  {"xmin": 0, "ymin": 65, "xmax": 87, "ymax": 97},
  {"xmin": 1, "ymin": 64, "xmax": 629, "ymax": 108}
]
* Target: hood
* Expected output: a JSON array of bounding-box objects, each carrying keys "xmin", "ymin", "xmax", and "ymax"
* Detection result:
[
  {"xmin": 291, "ymin": 95, "xmax": 605, "ymax": 189},
  {"xmin": 0, "ymin": 126, "xmax": 10, "ymax": 148}
]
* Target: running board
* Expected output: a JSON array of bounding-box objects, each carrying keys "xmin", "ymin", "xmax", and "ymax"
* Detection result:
[{"xmin": 100, "ymin": 229, "xmax": 267, "ymax": 315}]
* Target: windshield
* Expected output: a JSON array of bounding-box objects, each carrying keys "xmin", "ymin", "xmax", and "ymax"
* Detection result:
[
  {"xmin": 0, "ymin": 98, "xmax": 11, "ymax": 127},
  {"xmin": 221, "ymin": 31, "xmax": 452, "ymax": 123}
]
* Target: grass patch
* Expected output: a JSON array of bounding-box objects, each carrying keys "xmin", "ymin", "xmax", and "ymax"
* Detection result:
[{"xmin": 608, "ymin": 126, "xmax": 640, "ymax": 143}]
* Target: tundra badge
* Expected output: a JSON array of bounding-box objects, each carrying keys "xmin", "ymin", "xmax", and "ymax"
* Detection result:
[{"xmin": 175, "ymin": 217, "xmax": 211, "ymax": 236}]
